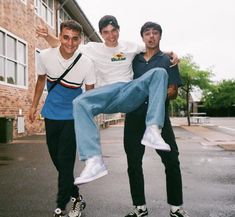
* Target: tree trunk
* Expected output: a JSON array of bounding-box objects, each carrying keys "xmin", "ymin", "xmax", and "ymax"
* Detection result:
[{"xmin": 186, "ymin": 86, "xmax": 191, "ymax": 126}]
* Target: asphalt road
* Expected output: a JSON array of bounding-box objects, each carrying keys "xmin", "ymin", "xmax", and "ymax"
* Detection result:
[{"xmin": 0, "ymin": 118, "xmax": 235, "ymax": 217}]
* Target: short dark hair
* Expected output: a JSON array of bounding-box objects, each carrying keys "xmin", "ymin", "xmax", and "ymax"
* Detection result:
[
  {"xmin": 98, "ymin": 15, "xmax": 120, "ymax": 32},
  {"xmin": 60, "ymin": 20, "xmax": 83, "ymax": 35},
  {"xmin": 140, "ymin": 22, "xmax": 162, "ymax": 37}
]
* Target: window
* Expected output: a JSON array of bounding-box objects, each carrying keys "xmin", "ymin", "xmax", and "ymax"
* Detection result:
[
  {"xmin": 0, "ymin": 28, "xmax": 27, "ymax": 87},
  {"xmin": 0, "ymin": 31, "xmax": 4, "ymax": 81},
  {"xmin": 57, "ymin": 7, "xmax": 71, "ymax": 34},
  {"xmin": 35, "ymin": 0, "xmax": 54, "ymax": 27}
]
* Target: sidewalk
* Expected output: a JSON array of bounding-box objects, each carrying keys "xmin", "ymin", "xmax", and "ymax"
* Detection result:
[
  {"xmin": 171, "ymin": 117, "xmax": 235, "ymax": 151},
  {"xmin": 0, "ymin": 118, "xmax": 235, "ymax": 217}
]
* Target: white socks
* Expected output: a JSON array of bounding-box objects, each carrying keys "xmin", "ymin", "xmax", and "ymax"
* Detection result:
[
  {"xmin": 137, "ymin": 205, "xmax": 147, "ymax": 211},
  {"xmin": 170, "ymin": 205, "xmax": 181, "ymax": 212}
]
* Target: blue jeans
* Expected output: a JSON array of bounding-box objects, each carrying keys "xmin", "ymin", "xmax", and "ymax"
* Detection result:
[{"xmin": 73, "ymin": 67, "xmax": 168, "ymax": 160}]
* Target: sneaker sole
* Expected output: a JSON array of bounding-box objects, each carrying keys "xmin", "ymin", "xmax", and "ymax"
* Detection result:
[
  {"xmin": 74, "ymin": 169, "xmax": 108, "ymax": 185},
  {"xmin": 125, "ymin": 210, "xmax": 148, "ymax": 217},
  {"xmin": 141, "ymin": 139, "xmax": 171, "ymax": 151},
  {"xmin": 68, "ymin": 212, "xmax": 81, "ymax": 217}
]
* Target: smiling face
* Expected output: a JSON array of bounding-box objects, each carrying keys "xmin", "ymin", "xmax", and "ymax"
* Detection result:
[
  {"xmin": 100, "ymin": 24, "xmax": 119, "ymax": 47},
  {"xmin": 59, "ymin": 27, "xmax": 81, "ymax": 59},
  {"xmin": 142, "ymin": 28, "xmax": 161, "ymax": 50}
]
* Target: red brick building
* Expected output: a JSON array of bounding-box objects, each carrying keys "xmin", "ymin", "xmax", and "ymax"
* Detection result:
[{"xmin": 0, "ymin": 0, "xmax": 101, "ymax": 139}]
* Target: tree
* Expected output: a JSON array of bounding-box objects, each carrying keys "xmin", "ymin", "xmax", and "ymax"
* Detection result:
[
  {"xmin": 170, "ymin": 89, "xmax": 186, "ymax": 116},
  {"xmin": 203, "ymin": 80, "xmax": 235, "ymax": 116},
  {"xmin": 179, "ymin": 54, "xmax": 212, "ymax": 125}
]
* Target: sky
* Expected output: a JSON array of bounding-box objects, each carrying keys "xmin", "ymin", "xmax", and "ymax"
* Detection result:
[{"xmin": 77, "ymin": 0, "xmax": 235, "ymax": 82}]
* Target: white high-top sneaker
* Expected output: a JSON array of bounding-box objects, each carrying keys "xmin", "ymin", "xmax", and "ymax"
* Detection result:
[
  {"xmin": 74, "ymin": 155, "xmax": 108, "ymax": 185},
  {"xmin": 141, "ymin": 125, "xmax": 171, "ymax": 151}
]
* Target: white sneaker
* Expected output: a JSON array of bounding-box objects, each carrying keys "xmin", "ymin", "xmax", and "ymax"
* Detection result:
[
  {"xmin": 74, "ymin": 156, "xmax": 108, "ymax": 185},
  {"xmin": 141, "ymin": 125, "xmax": 171, "ymax": 151}
]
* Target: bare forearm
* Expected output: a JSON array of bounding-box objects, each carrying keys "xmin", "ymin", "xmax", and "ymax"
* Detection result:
[
  {"xmin": 31, "ymin": 75, "xmax": 46, "ymax": 108},
  {"xmin": 45, "ymin": 34, "xmax": 60, "ymax": 48},
  {"xmin": 36, "ymin": 25, "xmax": 60, "ymax": 47},
  {"xmin": 29, "ymin": 75, "xmax": 46, "ymax": 122}
]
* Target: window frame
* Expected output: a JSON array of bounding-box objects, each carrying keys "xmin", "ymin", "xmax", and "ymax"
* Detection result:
[
  {"xmin": 57, "ymin": 6, "xmax": 72, "ymax": 36},
  {"xmin": 0, "ymin": 27, "xmax": 28, "ymax": 89},
  {"xmin": 34, "ymin": 0, "xmax": 54, "ymax": 28}
]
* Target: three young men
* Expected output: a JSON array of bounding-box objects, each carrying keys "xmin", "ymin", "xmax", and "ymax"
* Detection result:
[
  {"xmin": 38, "ymin": 15, "xmax": 178, "ymax": 186},
  {"xmin": 35, "ymin": 16, "xmax": 189, "ymax": 217}
]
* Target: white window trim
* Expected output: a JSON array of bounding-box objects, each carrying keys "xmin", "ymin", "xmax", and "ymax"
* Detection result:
[
  {"xmin": 57, "ymin": 6, "xmax": 72, "ymax": 36},
  {"xmin": 34, "ymin": 0, "xmax": 54, "ymax": 28},
  {"xmin": 0, "ymin": 27, "xmax": 28, "ymax": 89}
]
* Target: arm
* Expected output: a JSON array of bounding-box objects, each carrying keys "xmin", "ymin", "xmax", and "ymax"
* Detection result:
[
  {"xmin": 36, "ymin": 25, "xmax": 60, "ymax": 48},
  {"xmin": 164, "ymin": 51, "xmax": 179, "ymax": 67},
  {"xmin": 85, "ymin": 84, "xmax": 94, "ymax": 91},
  {"xmin": 29, "ymin": 75, "xmax": 46, "ymax": 123},
  {"xmin": 167, "ymin": 84, "xmax": 178, "ymax": 100}
]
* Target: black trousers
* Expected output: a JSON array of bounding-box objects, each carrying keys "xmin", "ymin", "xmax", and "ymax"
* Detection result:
[
  {"xmin": 45, "ymin": 119, "xmax": 79, "ymax": 210},
  {"xmin": 124, "ymin": 109, "xmax": 183, "ymax": 206}
]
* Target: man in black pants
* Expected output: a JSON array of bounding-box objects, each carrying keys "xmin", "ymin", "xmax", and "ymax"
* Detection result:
[
  {"xmin": 124, "ymin": 22, "xmax": 190, "ymax": 217},
  {"xmin": 29, "ymin": 20, "xmax": 95, "ymax": 217}
]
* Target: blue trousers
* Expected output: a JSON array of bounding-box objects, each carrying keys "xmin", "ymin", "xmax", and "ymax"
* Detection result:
[{"xmin": 73, "ymin": 67, "xmax": 168, "ymax": 160}]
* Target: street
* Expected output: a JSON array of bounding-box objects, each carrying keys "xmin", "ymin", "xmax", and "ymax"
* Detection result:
[{"xmin": 0, "ymin": 118, "xmax": 235, "ymax": 217}]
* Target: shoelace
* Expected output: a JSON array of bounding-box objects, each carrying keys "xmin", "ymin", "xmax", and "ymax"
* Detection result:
[
  {"xmin": 177, "ymin": 208, "xmax": 189, "ymax": 217},
  {"xmin": 69, "ymin": 197, "xmax": 85, "ymax": 217},
  {"xmin": 129, "ymin": 207, "xmax": 142, "ymax": 215}
]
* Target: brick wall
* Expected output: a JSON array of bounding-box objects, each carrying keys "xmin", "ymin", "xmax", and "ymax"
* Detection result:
[
  {"xmin": 0, "ymin": 0, "xmax": 56, "ymax": 138},
  {"xmin": 0, "ymin": 0, "xmax": 119, "ymax": 140}
]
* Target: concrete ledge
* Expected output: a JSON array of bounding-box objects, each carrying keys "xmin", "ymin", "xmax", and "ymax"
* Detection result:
[{"xmin": 218, "ymin": 144, "xmax": 235, "ymax": 151}]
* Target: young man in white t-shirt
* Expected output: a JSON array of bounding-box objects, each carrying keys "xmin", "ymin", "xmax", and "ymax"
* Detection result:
[
  {"xmin": 29, "ymin": 20, "xmax": 95, "ymax": 217},
  {"xmin": 37, "ymin": 15, "xmax": 178, "ymax": 186}
]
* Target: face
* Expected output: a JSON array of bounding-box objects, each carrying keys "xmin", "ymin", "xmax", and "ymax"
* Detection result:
[
  {"xmin": 142, "ymin": 28, "xmax": 161, "ymax": 50},
  {"xmin": 59, "ymin": 27, "xmax": 81, "ymax": 59},
  {"xmin": 100, "ymin": 24, "xmax": 119, "ymax": 47}
]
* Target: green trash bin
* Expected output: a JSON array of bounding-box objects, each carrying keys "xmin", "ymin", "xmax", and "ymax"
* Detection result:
[{"xmin": 0, "ymin": 117, "xmax": 14, "ymax": 143}]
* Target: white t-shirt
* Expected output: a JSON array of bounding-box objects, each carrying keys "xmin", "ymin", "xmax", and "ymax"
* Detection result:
[
  {"xmin": 38, "ymin": 47, "xmax": 96, "ymax": 87},
  {"xmin": 37, "ymin": 47, "xmax": 96, "ymax": 120},
  {"xmin": 79, "ymin": 41, "xmax": 142, "ymax": 87}
]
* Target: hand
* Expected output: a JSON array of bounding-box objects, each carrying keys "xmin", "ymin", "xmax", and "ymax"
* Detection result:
[
  {"xmin": 169, "ymin": 52, "xmax": 180, "ymax": 67},
  {"xmin": 167, "ymin": 85, "xmax": 178, "ymax": 99},
  {"xmin": 36, "ymin": 24, "xmax": 48, "ymax": 38},
  {"xmin": 29, "ymin": 107, "xmax": 37, "ymax": 123}
]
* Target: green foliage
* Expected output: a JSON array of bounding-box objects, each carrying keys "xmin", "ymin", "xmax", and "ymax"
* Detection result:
[
  {"xmin": 179, "ymin": 54, "xmax": 212, "ymax": 91},
  {"xmin": 203, "ymin": 80, "xmax": 235, "ymax": 109},
  {"xmin": 175, "ymin": 54, "xmax": 213, "ymax": 125},
  {"xmin": 170, "ymin": 93, "xmax": 186, "ymax": 116},
  {"xmin": 173, "ymin": 54, "xmax": 234, "ymax": 119}
]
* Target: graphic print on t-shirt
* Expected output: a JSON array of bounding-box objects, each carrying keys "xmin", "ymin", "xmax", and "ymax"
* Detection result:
[{"xmin": 111, "ymin": 52, "xmax": 126, "ymax": 62}]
